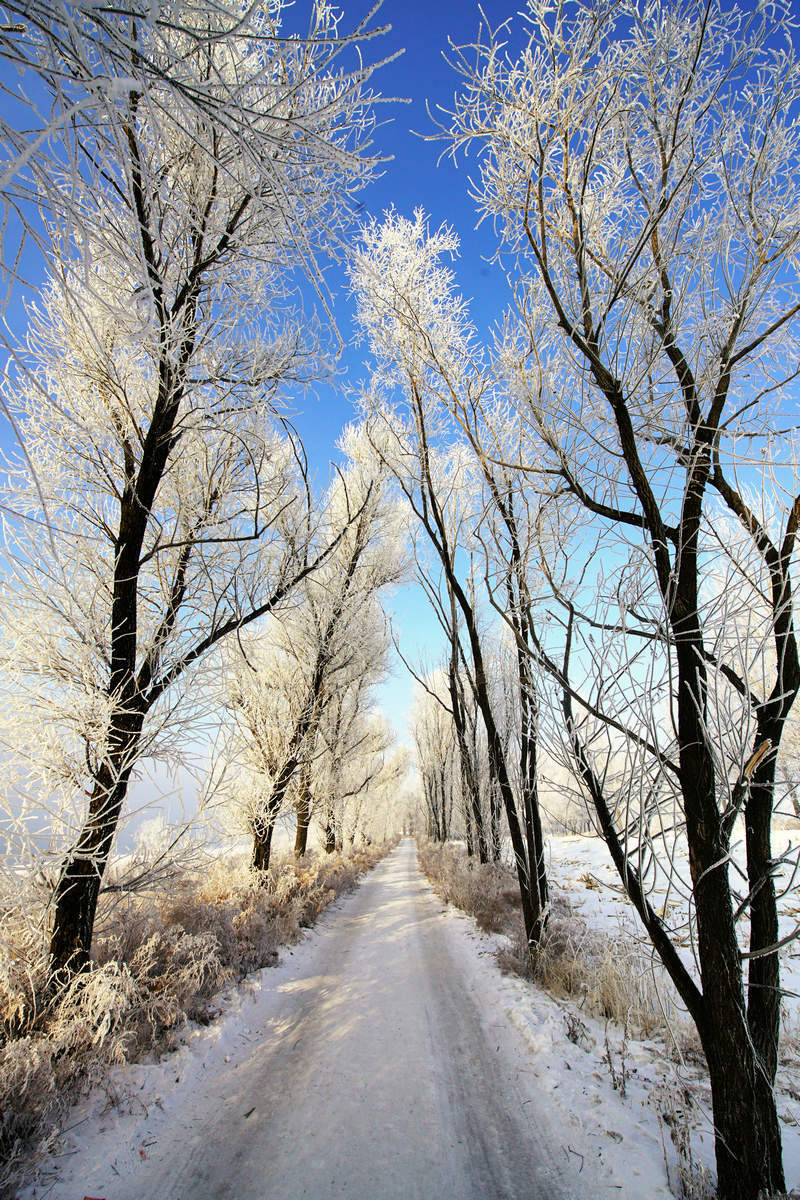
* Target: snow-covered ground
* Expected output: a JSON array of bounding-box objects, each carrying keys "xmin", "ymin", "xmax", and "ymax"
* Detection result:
[
  {"xmin": 22, "ymin": 839, "xmax": 677, "ymax": 1200},
  {"xmin": 17, "ymin": 833, "xmax": 800, "ymax": 1199},
  {"xmin": 543, "ymin": 828, "xmax": 800, "ymax": 1194}
]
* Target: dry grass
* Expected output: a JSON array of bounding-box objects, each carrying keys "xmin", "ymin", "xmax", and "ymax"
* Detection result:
[
  {"xmin": 416, "ymin": 840, "xmax": 521, "ymax": 935},
  {"xmin": 418, "ymin": 838, "xmax": 690, "ymax": 1044},
  {"xmin": 0, "ymin": 842, "xmax": 389, "ymax": 1198},
  {"xmin": 651, "ymin": 1079, "xmax": 716, "ymax": 1200}
]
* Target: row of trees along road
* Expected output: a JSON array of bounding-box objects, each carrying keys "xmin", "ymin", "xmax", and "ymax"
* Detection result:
[
  {"xmin": 351, "ymin": 3, "xmax": 800, "ymax": 1198},
  {"xmin": 0, "ymin": 0, "xmax": 390, "ymax": 989},
  {"xmin": 351, "ymin": 221, "xmax": 552, "ymax": 957},
  {"xmin": 225, "ymin": 429, "xmax": 407, "ymax": 870},
  {"xmin": 2, "ymin": 1, "xmax": 800, "ymax": 1197}
]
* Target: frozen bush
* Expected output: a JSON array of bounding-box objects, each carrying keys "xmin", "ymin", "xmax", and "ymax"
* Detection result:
[{"xmin": 417, "ymin": 841, "xmax": 519, "ymax": 934}]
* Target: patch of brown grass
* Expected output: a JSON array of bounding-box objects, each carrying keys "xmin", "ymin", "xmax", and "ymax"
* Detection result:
[{"xmin": 417, "ymin": 837, "xmax": 685, "ymax": 1042}]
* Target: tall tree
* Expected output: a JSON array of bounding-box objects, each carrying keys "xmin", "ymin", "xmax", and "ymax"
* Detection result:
[
  {"xmin": 1, "ymin": 0, "xmax": 385, "ymax": 986},
  {"xmin": 447, "ymin": 2, "xmax": 800, "ymax": 1195},
  {"xmin": 351, "ymin": 212, "xmax": 550, "ymax": 950},
  {"xmin": 411, "ymin": 681, "xmax": 457, "ymax": 843},
  {"xmin": 227, "ymin": 434, "xmax": 402, "ymax": 872},
  {"xmin": 313, "ymin": 693, "xmax": 403, "ymax": 852}
]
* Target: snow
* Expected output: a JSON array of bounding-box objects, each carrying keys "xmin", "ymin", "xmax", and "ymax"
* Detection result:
[
  {"xmin": 18, "ymin": 834, "xmax": 800, "ymax": 1198},
  {"xmin": 19, "ymin": 839, "xmax": 675, "ymax": 1200},
  {"xmin": 543, "ymin": 829, "xmax": 800, "ymax": 1193}
]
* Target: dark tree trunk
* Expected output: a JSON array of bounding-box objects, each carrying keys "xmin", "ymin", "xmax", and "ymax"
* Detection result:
[
  {"xmin": 294, "ymin": 810, "xmax": 310, "ymax": 857},
  {"xmin": 459, "ymin": 588, "xmax": 545, "ymax": 951},
  {"xmin": 446, "ymin": 586, "xmax": 488, "ymax": 862},
  {"xmin": 687, "ymin": 747, "xmax": 784, "ymax": 1198},
  {"xmin": 463, "ymin": 792, "xmax": 474, "ymax": 856},
  {"xmin": 745, "ymin": 759, "xmax": 781, "ymax": 1083},
  {"xmin": 672, "ymin": 532, "xmax": 785, "ymax": 1198},
  {"xmin": 49, "ymin": 721, "xmax": 141, "ymax": 985},
  {"xmin": 696, "ymin": 892, "xmax": 785, "ymax": 1200},
  {"xmin": 517, "ymin": 650, "xmax": 548, "ymax": 934},
  {"xmin": 417, "ymin": 485, "xmax": 544, "ymax": 947},
  {"xmin": 252, "ymin": 816, "xmax": 277, "ymax": 873},
  {"xmin": 564, "ymin": 660, "xmax": 785, "ymax": 1200},
  {"xmin": 324, "ymin": 820, "xmax": 336, "ymax": 853},
  {"xmin": 439, "ymin": 765, "xmax": 448, "ymax": 841},
  {"xmin": 294, "ymin": 769, "xmax": 311, "ymax": 858},
  {"xmin": 423, "ymin": 778, "xmax": 441, "ymax": 840},
  {"xmin": 489, "ymin": 779, "xmax": 502, "ymax": 861}
]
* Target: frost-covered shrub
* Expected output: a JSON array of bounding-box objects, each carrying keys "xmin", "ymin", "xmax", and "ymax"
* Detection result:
[
  {"xmin": 55, "ymin": 960, "xmax": 141, "ymax": 1058},
  {"xmin": 0, "ymin": 871, "xmax": 50, "ymax": 1037},
  {"xmin": 0, "ymin": 840, "xmax": 389, "ymax": 1197},
  {"xmin": 0, "ymin": 1033, "xmax": 61, "ymax": 1191},
  {"xmin": 416, "ymin": 841, "xmax": 518, "ymax": 934}
]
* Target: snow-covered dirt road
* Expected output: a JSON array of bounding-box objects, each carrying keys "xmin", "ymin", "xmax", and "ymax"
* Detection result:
[{"xmin": 29, "ymin": 839, "xmax": 671, "ymax": 1199}]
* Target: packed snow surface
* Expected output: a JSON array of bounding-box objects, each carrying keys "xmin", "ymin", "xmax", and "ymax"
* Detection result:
[{"xmin": 23, "ymin": 839, "xmax": 676, "ymax": 1199}]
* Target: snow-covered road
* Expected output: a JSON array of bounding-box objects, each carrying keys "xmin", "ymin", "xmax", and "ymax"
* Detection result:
[
  {"xmin": 109, "ymin": 839, "xmax": 571, "ymax": 1198},
  {"xmin": 31, "ymin": 839, "xmax": 670, "ymax": 1199}
]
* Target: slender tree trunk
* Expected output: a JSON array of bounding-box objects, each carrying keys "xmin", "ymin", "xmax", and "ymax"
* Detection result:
[
  {"xmin": 440, "ymin": 765, "xmax": 448, "ymax": 841},
  {"xmin": 746, "ymin": 663, "xmax": 798, "ymax": 1081},
  {"xmin": 441, "ymin": 542, "xmax": 542, "ymax": 944},
  {"xmin": 252, "ymin": 816, "xmax": 277, "ymax": 873},
  {"xmin": 518, "ymin": 657, "xmax": 548, "ymax": 932},
  {"xmin": 464, "ymin": 789, "xmax": 474, "ymax": 856},
  {"xmin": 463, "ymin": 602, "xmax": 544, "ymax": 951},
  {"xmin": 324, "ymin": 819, "xmax": 336, "ymax": 853},
  {"xmin": 489, "ymin": 779, "xmax": 502, "ymax": 861},
  {"xmin": 424, "ymin": 778, "xmax": 440, "ymax": 840},
  {"xmin": 294, "ymin": 767, "xmax": 311, "ymax": 858},
  {"xmin": 252, "ymin": 767, "xmax": 295, "ymax": 876},
  {"xmin": 294, "ymin": 808, "xmax": 310, "ymax": 857},
  {"xmin": 446, "ymin": 585, "xmax": 488, "ymax": 862},
  {"xmin": 474, "ymin": 683, "xmax": 542, "ymax": 951},
  {"xmin": 565, "ymin": 661, "xmax": 785, "ymax": 1200},
  {"xmin": 746, "ymin": 759, "xmax": 781, "ymax": 1082}
]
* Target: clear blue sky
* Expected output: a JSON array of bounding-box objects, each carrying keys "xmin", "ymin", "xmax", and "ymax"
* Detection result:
[
  {"xmin": 300, "ymin": 0, "xmax": 510, "ymax": 463},
  {"xmin": 0, "ymin": 0, "xmax": 517, "ymax": 748},
  {"xmin": 297, "ymin": 0, "xmax": 515, "ymax": 740}
]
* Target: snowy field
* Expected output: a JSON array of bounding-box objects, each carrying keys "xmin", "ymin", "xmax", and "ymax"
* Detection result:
[{"xmin": 541, "ymin": 830, "xmax": 800, "ymax": 1195}]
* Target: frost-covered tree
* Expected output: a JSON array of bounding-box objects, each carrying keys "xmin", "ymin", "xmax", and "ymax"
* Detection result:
[
  {"xmin": 227, "ymin": 433, "xmax": 403, "ymax": 872},
  {"xmin": 350, "ymin": 211, "xmax": 550, "ymax": 950},
  {"xmin": 411, "ymin": 680, "xmax": 457, "ymax": 843},
  {"xmin": 0, "ymin": 1, "xmax": 387, "ymax": 309},
  {"xmin": 446, "ymin": 2, "xmax": 800, "ymax": 1194},
  {"xmin": 0, "ymin": 0, "xmax": 386, "ymax": 987},
  {"xmin": 312, "ymin": 695, "xmax": 405, "ymax": 852}
]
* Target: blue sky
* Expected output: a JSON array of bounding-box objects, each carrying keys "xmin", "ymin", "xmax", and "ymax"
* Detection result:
[
  {"xmin": 0, "ymin": 0, "xmax": 516, "ymax": 755},
  {"xmin": 302, "ymin": 0, "xmax": 510, "ymax": 447},
  {"xmin": 296, "ymin": 0, "xmax": 516, "ymax": 738}
]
